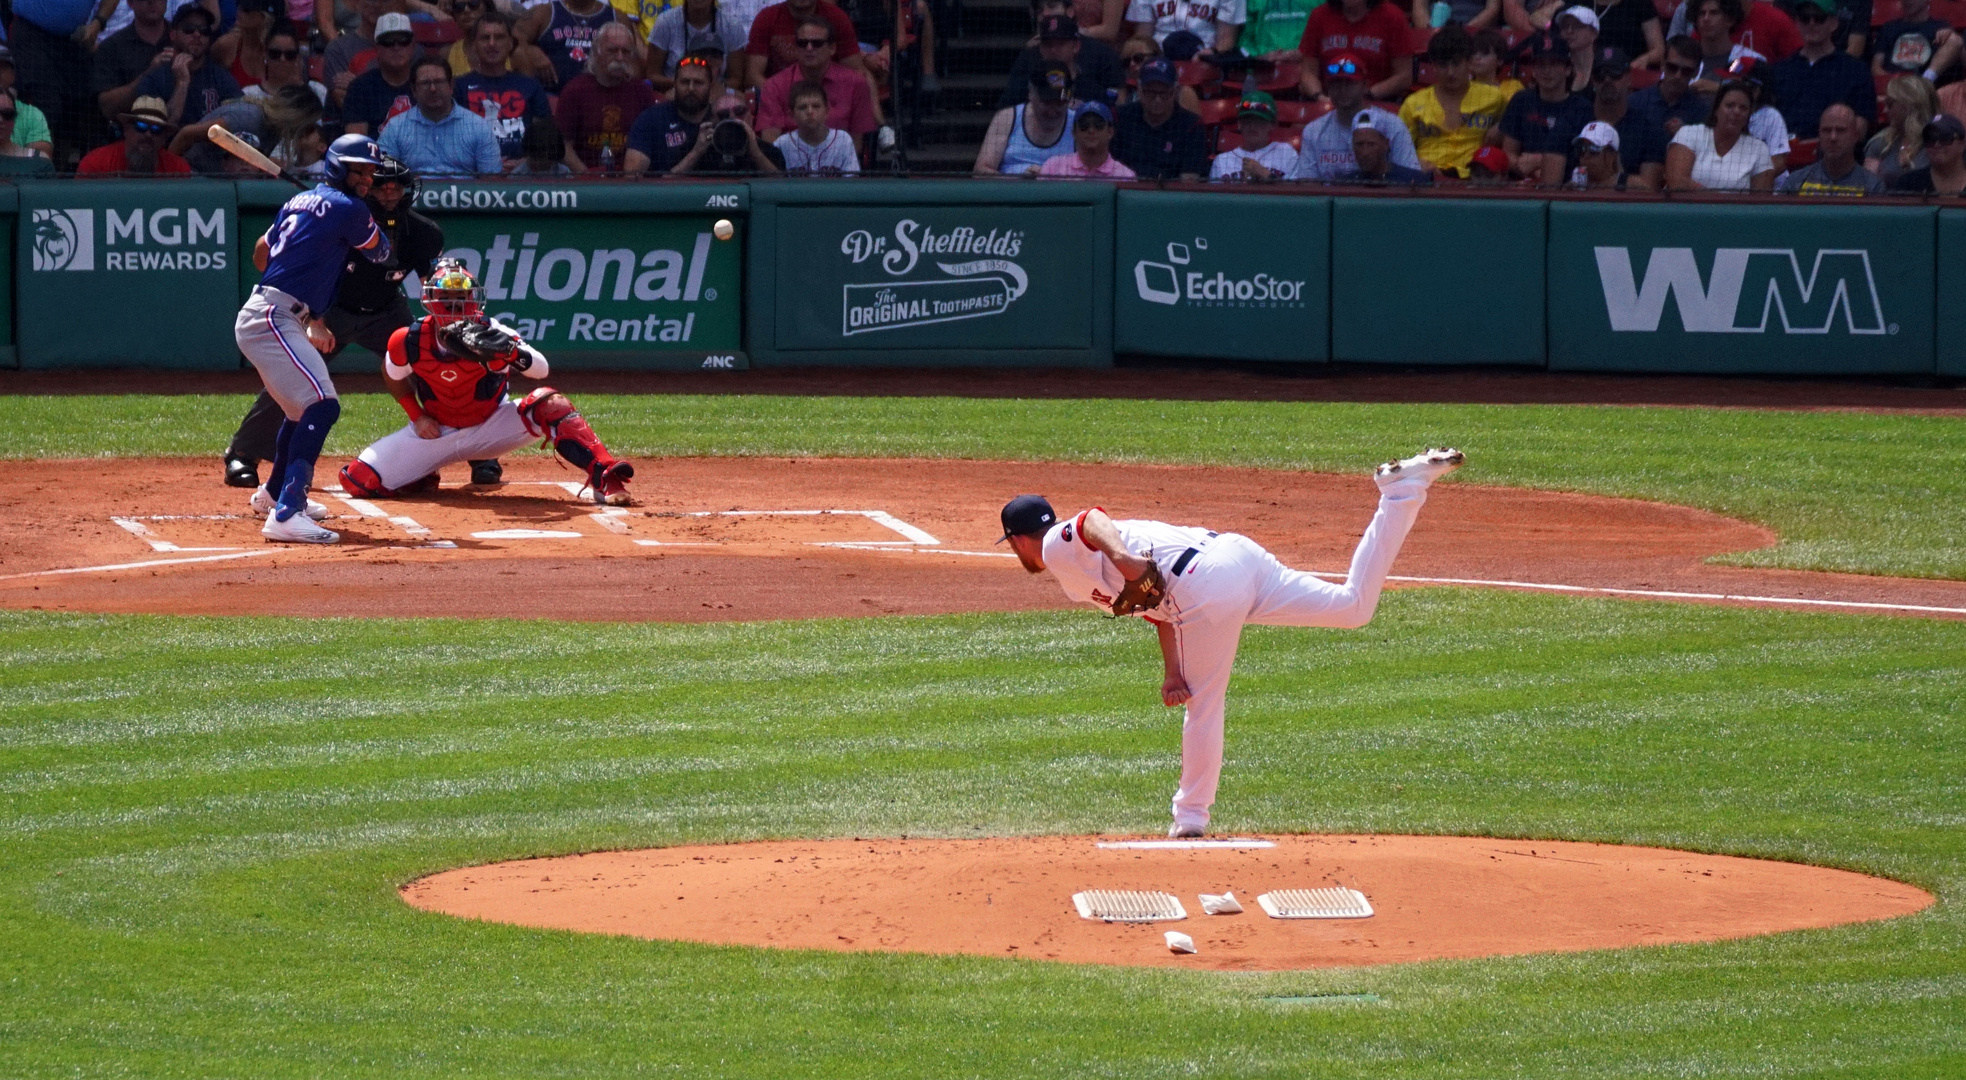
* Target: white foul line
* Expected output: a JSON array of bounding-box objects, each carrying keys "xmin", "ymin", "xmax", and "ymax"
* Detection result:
[
  {"xmin": 1303, "ymin": 570, "xmax": 1966, "ymax": 616},
  {"xmin": 110, "ymin": 517, "xmax": 242, "ymax": 554},
  {"xmin": 330, "ymin": 494, "xmax": 455, "ymax": 549},
  {"xmin": 0, "ymin": 550, "xmax": 278, "ymax": 580}
]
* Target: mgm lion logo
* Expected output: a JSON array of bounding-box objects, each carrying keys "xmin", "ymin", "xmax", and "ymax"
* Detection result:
[{"xmin": 31, "ymin": 208, "xmax": 94, "ymax": 272}]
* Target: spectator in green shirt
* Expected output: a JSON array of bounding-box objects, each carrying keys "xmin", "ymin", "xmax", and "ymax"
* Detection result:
[
  {"xmin": 0, "ymin": 47, "xmax": 54, "ymax": 158},
  {"xmin": 1242, "ymin": 0, "xmax": 1320, "ymax": 59}
]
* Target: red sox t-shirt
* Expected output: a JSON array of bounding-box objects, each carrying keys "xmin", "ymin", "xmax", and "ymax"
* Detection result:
[{"xmin": 1298, "ymin": 0, "xmax": 1413, "ymax": 88}]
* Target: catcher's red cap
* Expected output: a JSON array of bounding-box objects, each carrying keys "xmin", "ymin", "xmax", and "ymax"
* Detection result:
[{"xmin": 999, "ymin": 495, "xmax": 1056, "ymax": 542}]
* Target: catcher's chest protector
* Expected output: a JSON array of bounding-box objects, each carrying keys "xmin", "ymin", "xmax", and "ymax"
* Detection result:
[{"xmin": 403, "ymin": 317, "xmax": 510, "ymax": 429}]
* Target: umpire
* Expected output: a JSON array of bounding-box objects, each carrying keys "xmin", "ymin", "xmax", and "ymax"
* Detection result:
[{"xmin": 221, "ymin": 155, "xmax": 507, "ymax": 487}]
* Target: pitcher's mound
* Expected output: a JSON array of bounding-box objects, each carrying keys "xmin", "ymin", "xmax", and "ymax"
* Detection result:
[{"xmin": 401, "ymin": 834, "xmax": 1932, "ymax": 970}]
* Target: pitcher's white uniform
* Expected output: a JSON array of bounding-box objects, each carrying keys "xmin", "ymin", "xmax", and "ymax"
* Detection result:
[{"xmin": 1039, "ymin": 454, "xmax": 1450, "ymax": 834}]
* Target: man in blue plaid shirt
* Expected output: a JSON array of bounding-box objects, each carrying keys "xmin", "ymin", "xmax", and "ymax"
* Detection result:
[{"xmin": 379, "ymin": 56, "xmax": 503, "ymax": 178}]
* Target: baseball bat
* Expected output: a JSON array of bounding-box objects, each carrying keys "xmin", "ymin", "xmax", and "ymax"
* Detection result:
[{"xmin": 208, "ymin": 124, "xmax": 307, "ymax": 188}]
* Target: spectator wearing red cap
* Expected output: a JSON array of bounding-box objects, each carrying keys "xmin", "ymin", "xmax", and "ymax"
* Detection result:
[
  {"xmin": 1210, "ymin": 89, "xmax": 1295, "ymax": 178},
  {"xmin": 1041, "ymin": 100, "xmax": 1138, "ymax": 175},
  {"xmin": 1501, "ymin": 31, "xmax": 1593, "ymax": 183},
  {"xmin": 1467, "ymin": 142, "xmax": 1513, "ymax": 180},
  {"xmin": 1291, "ymin": 49, "xmax": 1424, "ymax": 177},
  {"xmin": 1298, "ymin": 0, "xmax": 1414, "ymax": 101}
]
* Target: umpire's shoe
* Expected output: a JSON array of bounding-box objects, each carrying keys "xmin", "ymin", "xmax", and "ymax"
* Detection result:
[
  {"xmin": 469, "ymin": 459, "xmax": 503, "ymax": 485},
  {"xmin": 223, "ymin": 455, "xmax": 260, "ymax": 488}
]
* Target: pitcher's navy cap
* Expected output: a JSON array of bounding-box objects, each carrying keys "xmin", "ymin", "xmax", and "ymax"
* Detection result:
[{"xmin": 999, "ymin": 495, "xmax": 1057, "ymax": 541}]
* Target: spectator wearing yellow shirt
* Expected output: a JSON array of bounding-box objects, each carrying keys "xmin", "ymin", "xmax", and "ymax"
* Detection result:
[{"xmin": 1399, "ymin": 24, "xmax": 1507, "ymax": 175}]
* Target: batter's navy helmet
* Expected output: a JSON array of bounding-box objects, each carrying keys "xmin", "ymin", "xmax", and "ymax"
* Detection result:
[{"xmin": 323, "ymin": 133, "xmax": 384, "ymax": 185}]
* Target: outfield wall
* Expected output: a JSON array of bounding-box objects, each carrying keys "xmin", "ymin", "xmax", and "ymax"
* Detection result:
[{"xmin": 5, "ymin": 177, "xmax": 1958, "ymax": 376}]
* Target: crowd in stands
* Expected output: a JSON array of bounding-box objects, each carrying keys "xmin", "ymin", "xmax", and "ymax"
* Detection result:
[{"xmin": 0, "ymin": 0, "xmax": 1962, "ymax": 192}]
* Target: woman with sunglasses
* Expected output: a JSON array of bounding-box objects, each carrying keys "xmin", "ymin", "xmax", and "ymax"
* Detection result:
[
  {"xmin": 1866, "ymin": 72, "xmax": 1939, "ymax": 185},
  {"xmin": 239, "ymin": 23, "xmax": 329, "ymax": 102},
  {"xmin": 1891, "ymin": 112, "xmax": 1966, "ymax": 194},
  {"xmin": 0, "ymin": 89, "xmax": 53, "ymax": 175}
]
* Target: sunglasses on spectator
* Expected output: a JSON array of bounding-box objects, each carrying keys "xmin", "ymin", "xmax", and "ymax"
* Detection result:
[
  {"xmin": 1662, "ymin": 61, "xmax": 1698, "ymax": 75},
  {"xmin": 266, "ymin": 47, "xmax": 300, "ymax": 58},
  {"xmin": 1324, "ymin": 57, "xmax": 1360, "ymax": 78},
  {"xmin": 131, "ymin": 119, "xmax": 166, "ymax": 133},
  {"xmin": 378, "ymin": 33, "xmax": 415, "ymax": 46},
  {"xmin": 177, "ymin": 23, "xmax": 214, "ymax": 35},
  {"xmin": 794, "ymin": 36, "xmax": 831, "ymax": 48}
]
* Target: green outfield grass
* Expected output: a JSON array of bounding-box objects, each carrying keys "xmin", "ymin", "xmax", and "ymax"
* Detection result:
[
  {"xmin": 0, "ymin": 393, "xmax": 1962, "ymax": 579},
  {"xmin": 1, "ymin": 593, "xmax": 1961, "ymax": 1078}
]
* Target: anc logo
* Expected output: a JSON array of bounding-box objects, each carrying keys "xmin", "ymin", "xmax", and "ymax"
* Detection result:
[{"xmin": 31, "ymin": 209, "xmax": 94, "ymax": 272}]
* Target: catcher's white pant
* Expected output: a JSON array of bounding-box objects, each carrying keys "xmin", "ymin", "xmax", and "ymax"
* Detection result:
[
  {"xmin": 1160, "ymin": 487, "xmax": 1428, "ymax": 831},
  {"xmin": 355, "ymin": 399, "xmax": 538, "ymax": 490}
]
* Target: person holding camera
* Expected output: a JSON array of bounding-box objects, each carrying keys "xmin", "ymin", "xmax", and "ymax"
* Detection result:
[{"xmin": 670, "ymin": 86, "xmax": 785, "ymax": 172}]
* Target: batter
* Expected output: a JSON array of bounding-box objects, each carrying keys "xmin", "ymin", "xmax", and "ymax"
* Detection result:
[
  {"xmin": 339, "ymin": 260, "xmax": 635, "ymax": 505},
  {"xmin": 234, "ymin": 133, "xmax": 393, "ymax": 545},
  {"xmin": 998, "ymin": 448, "xmax": 1463, "ymax": 837}
]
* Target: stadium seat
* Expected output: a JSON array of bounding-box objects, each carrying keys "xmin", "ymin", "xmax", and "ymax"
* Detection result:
[
  {"xmin": 1873, "ymin": 0, "xmax": 1900, "ymax": 24},
  {"xmin": 414, "ymin": 19, "xmax": 460, "ymax": 45},
  {"xmin": 1272, "ymin": 99, "xmax": 1326, "ymax": 125},
  {"xmin": 1253, "ymin": 57, "xmax": 1302, "ymax": 94},
  {"xmin": 1275, "ymin": 125, "xmax": 1304, "ymax": 150},
  {"xmin": 1787, "ymin": 137, "xmax": 1819, "ymax": 167},
  {"xmin": 1415, "ymin": 60, "xmax": 1437, "ymax": 87},
  {"xmin": 1934, "ymin": 0, "xmax": 1966, "ymax": 24},
  {"xmin": 1653, "ymin": 0, "xmax": 1675, "ymax": 19},
  {"xmin": 1629, "ymin": 66, "xmax": 1660, "ymax": 89},
  {"xmin": 1197, "ymin": 97, "xmax": 1239, "ymax": 126},
  {"xmin": 1176, "ymin": 59, "xmax": 1220, "ymax": 87},
  {"xmin": 1215, "ymin": 129, "xmax": 1242, "ymax": 153}
]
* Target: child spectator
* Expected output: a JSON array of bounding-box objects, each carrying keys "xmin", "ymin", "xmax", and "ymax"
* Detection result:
[
  {"xmin": 1568, "ymin": 119, "xmax": 1625, "ymax": 186},
  {"xmin": 1501, "ymin": 31, "xmax": 1593, "ymax": 184},
  {"xmin": 1210, "ymin": 89, "xmax": 1296, "ymax": 179},
  {"xmin": 1471, "ymin": 29, "xmax": 1525, "ymax": 100},
  {"xmin": 775, "ymin": 79, "xmax": 862, "ymax": 172},
  {"xmin": 512, "ymin": 113, "xmax": 574, "ymax": 173},
  {"xmin": 1040, "ymin": 100, "xmax": 1137, "ymax": 175}
]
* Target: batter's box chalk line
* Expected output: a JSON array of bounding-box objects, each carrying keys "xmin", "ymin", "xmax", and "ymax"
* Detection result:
[
  {"xmin": 1073, "ymin": 890, "xmax": 1188, "ymax": 922},
  {"xmin": 1096, "ymin": 839, "xmax": 1276, "ymax": 850},
  {"xmin": 1257, "ymin": 888, "xmax": 1374, "ymax": 919},
  {"xmin": 1306, "ymin": 570, "xmax": 1966, "ymax": 617},
  {"xmin": 111, "ymin": 515, "xmax": 246, "ymax": 553}
]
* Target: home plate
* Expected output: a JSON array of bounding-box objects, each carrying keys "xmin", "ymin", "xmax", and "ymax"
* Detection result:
[{"xmin": 471, "ymin": 529, "xmax": 585, "ymax": 539}]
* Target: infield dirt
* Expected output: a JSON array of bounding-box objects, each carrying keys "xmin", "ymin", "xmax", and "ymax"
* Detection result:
[{"xmin": 4, "ymin": 456, "xmax": 1964, "ymax": 620}]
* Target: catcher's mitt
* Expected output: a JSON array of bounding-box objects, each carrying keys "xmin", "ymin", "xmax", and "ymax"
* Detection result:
[
  {"xmin": 1108, "ymin": 561, "xmax": 1167, "ymax": 617},
  {"xmin": 438, "ymin": 319, "xmax": 523, "ymax": 368}
]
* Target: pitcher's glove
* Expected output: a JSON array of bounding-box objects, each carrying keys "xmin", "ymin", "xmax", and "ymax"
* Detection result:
[
  {"xmin": 438, "ymin": 319, "xmax": 523, "ymax": 368},
  {"xmin": 1108, "ymin": 562, "xmax": 1168, "ymax": 617}
]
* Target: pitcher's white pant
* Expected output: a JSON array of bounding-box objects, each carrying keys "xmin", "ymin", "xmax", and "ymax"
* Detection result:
[
  {"xmin": 1160, "ymin": 486, "xmax": 1428, "ymax": 831},
  {"xmin": 355, "ymin": 400, "xmax": 538, "ymax": 490}
]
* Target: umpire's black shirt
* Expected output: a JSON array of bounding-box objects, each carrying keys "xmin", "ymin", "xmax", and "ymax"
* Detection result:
[{"xmin": 337, "ymin": 205, "xmax": 445, "ymax": 315}]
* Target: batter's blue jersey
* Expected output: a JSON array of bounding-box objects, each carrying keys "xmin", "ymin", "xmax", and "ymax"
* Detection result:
[{"xmin": 257, "ymin": 184, "xmax": 390, "ymax": 315}]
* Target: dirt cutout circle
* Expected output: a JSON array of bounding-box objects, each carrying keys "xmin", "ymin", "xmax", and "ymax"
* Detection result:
[{"xmin": 403, "ymin": 835, "xmax": 1933, "ymax": 971}]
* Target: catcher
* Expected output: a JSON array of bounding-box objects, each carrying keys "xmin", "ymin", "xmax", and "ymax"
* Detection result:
[
  {"xmin": 339, "ymin": 260, "xmax": 636, "ymax": 505},
  {"xmin": 997, "ymin": 448, "xmax": 1463, "ymax": 838}
]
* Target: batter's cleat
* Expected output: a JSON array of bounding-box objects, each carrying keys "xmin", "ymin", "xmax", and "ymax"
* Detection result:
[
  {"xmin": 1168, "ymin": 823, "xmax": 1206, "ymax": 838},
  {"xmin": 591, "ymin": 460, "xmax": 634, "ymax": 506},
  {"xmin": 1374, "ymin": 447, "xmax": 1465, "ymax": 492},
  {"xmin": 469, "ymin": 459, "xmax": 503, "ymax": 485},
  {"xmin": 261, "ymin": 509, "xmax": 339, "ymax": 544},
  {"xmin": 250, "ymin": 485, "xmax": 328, "ymax": 520},
  {"xmin": 223, "ymin": 455, "xmax": 260, "ymax": 489}
]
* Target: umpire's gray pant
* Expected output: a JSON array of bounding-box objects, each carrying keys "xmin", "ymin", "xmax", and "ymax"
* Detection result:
[{"xmin": 235, "ymin": 286, "xmax": 336, "ymax": 421}]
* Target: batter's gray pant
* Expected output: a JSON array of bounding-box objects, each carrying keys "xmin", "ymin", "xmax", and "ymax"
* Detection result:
[
  {"xmin": 235, "ymin": 286, "xmax": 334, "ymax": 421},
  {"xmin": 228, "ymin": 296, "xmax": 412, "ymax": 462}
]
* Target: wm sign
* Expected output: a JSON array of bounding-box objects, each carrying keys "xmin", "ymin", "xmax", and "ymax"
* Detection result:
[{"xmin": 1594, "ymin": 247, "xmax": 1888, "ymax": 335}]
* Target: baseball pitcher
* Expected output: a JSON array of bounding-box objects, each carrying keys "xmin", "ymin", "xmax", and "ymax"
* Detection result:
[
  {"xmin": 998, "ymin": 448, "xmax": 1463, "ymax": 837},
  {"xmin": 338, "ymin": 260, "xmax": 636, "ymax": 506}
]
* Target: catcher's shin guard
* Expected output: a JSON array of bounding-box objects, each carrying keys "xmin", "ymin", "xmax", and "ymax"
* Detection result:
[
  {"xmin": 339, "ymin": 459, "xmax": 392, "ymax": 498},
  {"xmin": 517, "ymin": 387, "xmax": 621, "ymax": 473}
]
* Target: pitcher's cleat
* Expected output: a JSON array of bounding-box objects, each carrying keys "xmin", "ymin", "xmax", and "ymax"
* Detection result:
[
  {"xmin": 1374, "ymin": 447, "xmax": 1464, "ymax": 491},
  {"xmin": 250, "ymin": 485, "xmax": 328, "ymax": 520},
  {"xmin": 1168, "ymin": 823, "xmax": 1205, "ymax": 838},
  {"xmin": 261, "ymin": 509, "xmax": 340, "ymax": 544}
]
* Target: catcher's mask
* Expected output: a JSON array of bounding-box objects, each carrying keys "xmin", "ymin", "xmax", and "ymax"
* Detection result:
[{"xmin": 422, "ymin": 259, "xmax": 484, "ymax": 324}]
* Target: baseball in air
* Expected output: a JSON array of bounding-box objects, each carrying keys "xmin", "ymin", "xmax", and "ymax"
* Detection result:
[{"xmin": 713, "ymin": 219, "xmax": 735, "ymax": 241}]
